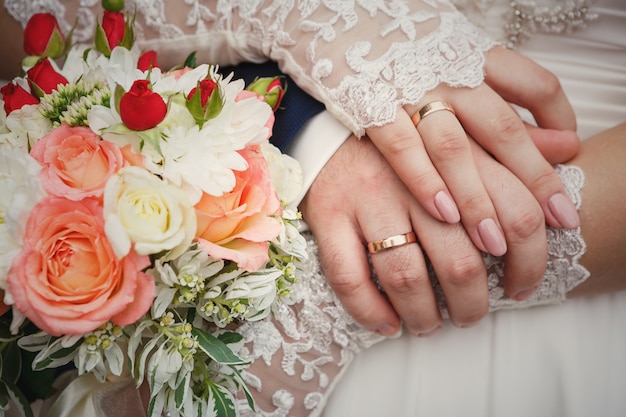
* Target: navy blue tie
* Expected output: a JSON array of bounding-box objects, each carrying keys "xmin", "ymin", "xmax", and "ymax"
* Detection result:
[{"xmin": 221, "ymin": 61, "xmax": 325, "ymax": 151}]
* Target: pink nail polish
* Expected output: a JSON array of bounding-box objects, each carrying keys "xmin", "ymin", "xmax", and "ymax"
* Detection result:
[
  {"xmin": 478, "ymin": 218, "xmax": 507, "ymax": 256},
  {"xmin": 434, "ymin": 191, "xmax": 461, "ymax": 224},
  {"xmin": 548, "ymin": 193, "xmax": 580, "ymax": 229}
]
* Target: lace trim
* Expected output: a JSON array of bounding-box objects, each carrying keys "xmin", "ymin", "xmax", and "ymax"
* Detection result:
[
  {"xmin": 323, "ymin": 11, "xmax": 493, "ymax": 133},
  {"xmin": 5, "ymin": 0, "xmax": 496, "ymax": 136},
  {"xmin": 233, "ymin": 164, "xmax": 589, "ymax": 416}
]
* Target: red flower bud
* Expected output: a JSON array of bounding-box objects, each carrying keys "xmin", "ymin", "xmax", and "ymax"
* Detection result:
[
  {"xmin": 1, "ymin": 82, "xmax": 39, "ymax": 114},
  {"xmin": 102, "ymin": 11, "xmax": 126, "ymax": 50},
  {"xmin": 26, "ymin": 59, "xmax": 69, "ymax": 95},
  {"xmin": 246, "ymin": 76, "xmax": 286, "ymax": 111},
  {"xmin": 137, "ymin": 50, "xmax": 160, "ymax": 71},
  {"xmin": 23, "ymin": 13, "xmax": 65, "ymax": 58},
  {"xmin": 119, "ymin": 80, "xmax": 167, "ymax": 131},
  {"xmin": 186, "ymin": 78, "xmax": 223, "ymax": 125},
  {"xmin": 187, "ymin": 79, "xmax": 217, "ymax": 107}
]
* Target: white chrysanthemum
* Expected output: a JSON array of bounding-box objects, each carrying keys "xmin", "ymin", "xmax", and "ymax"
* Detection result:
[
  {"xmin": 202, "ymin": 78, "xmax": 274, "ymax": 147},
  {"xmin": 153, "ymin": 64, "xmax": 212, "ymax": 96},
  {"xmin": 0, "ymin": 146, "xmax": 45, "ymax": 299},
  {"xmin": 261, "ymin": 142, "xmax": 303, "ymax": 206},
  {"xmin": 2, "ymin": 104, "xmax": 53, "ymax": 149},
  {"xmin": 158, "ymin": 122, "xmax": 248, "ymax": 203}
]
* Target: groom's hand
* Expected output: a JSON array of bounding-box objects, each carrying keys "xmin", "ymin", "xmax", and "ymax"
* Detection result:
[{"xmin": 300, "ymin": 128, "xmax": 579, "ymax": 336}]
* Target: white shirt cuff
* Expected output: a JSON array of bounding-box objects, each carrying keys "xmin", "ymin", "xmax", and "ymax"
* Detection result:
[{"xmin": 285, "ymin": 110, "xmax": 352, "ymax": 207}]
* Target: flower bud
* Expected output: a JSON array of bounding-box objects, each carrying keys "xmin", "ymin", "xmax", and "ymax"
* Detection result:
[
  {"xmin": 246, "ymin": 76, "xmax": 286, "ymax": 111},
  {"xmin": 95, "ymin": 11, "xmax": 134, "ymax": 56},
  {"xmin": 186, "ymin": 78, "xmax": 224, "ymax": 126},
  {"xmin": 119, "ymin": 79, "xmax": 167, "ymax": 131},
  {"xmin": 1, "ymin": 82, "xmax": 39, "ymax": 114},
  {"xmin": 26, "ymin": 59, "xmax": 69, "ymax": 95},
  {"xmin": 23, "ymin": 13, "xmax": 66, "ymax": 59},
  {"xmin": 137, "ymin": 50, "xmax": 159, "ymax": 71}
]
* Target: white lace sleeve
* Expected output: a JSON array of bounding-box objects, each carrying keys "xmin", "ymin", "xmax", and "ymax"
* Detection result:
[
  {"xmin": 230, "ymin": 164, "xmax": 590, "ymax": 417},
  {"xmin": 4, "ymin": 0, "xmax": 495, "ymax": 136}
]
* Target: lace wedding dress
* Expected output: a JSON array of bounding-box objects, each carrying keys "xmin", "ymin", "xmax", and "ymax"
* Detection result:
[{"xmin": 3, "ymin": 1, "xmax": 625, "ymax": 417}]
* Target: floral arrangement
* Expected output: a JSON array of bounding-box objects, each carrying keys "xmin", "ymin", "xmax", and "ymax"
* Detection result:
[{"xmin": 0, "ymin": 2, "xmax": 305, "ymax": 416}]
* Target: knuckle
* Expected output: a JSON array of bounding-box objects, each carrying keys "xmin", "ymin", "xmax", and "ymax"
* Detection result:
[
  {"xmin": 536, "ymin": 70, "xmax": 563, "ymax": 101},
  {"xmin": 429, "ymin": 129, "xmax": 470, "ymax": 162},
  {"xmin": 506, "ymin": 205, "xmax": 545, "ymax": 243},
  {"xmin": 527, "ymin": 167, "xmax": 560, "ymax": 195},
  {"xmin": 493, "ymin": 113, "xmax": 526, "ymax": 142},
  {"xmin": 442, "ymin": 254, "xmax": 484, "ymax": 288},
  {"xmin": 380, "ymin": 256, "xmax": 428, "ymax": 294},
  {"xmin": 385, "ymin": 131, "xmax": 417, "ymax": 156}
]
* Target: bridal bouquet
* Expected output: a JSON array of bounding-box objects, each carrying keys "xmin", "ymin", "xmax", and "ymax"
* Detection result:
[{"xmin": 0, "ymin": 3, "xmax": 305, "ymax": 417}]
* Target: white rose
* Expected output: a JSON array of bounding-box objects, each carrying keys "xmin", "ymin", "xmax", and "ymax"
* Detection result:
[
  {"xmin": 103, "ymin": 166, "xmax": 196, "ymax": 260},
  {"xmin": 4, "ymin": 104, "xmax": 53, "ymax": 149},
  {"xmin": 261, "ymin": 142, "xmax": 303, "ymax": 206}
]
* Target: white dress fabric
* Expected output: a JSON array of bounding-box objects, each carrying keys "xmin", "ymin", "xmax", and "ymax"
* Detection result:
[
  {"xmin": 323, "ymin": 1, "xmax": 626, "ymax": 416},
  {"xmin": 3, "ymin": 1, "xmax": 625, "ymax": 417}
]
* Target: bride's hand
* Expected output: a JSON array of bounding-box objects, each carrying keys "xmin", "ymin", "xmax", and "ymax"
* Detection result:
[
  {"xmin": 365, "ymin": 47, "xmax": 580, "ymax": 259},
  {"xmin": 300, "ymin": 126, "xmax": 579, "ymax": 336}
]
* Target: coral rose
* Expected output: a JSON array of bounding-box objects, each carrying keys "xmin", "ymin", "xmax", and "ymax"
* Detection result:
[
  {"xmin": 6, "ymin": 197, "xmax": 154, "ymax": 336},
  {"xmin": 195, "ymin": 145, "xmax": 282, "ymax": 271},
  {"xmin": 30, "ymin": 124, "xmax": 125, "ymax": 201}
]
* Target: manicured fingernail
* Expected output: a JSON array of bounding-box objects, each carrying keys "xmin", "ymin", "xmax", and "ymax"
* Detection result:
[
  {"xmin": 376, "ymin": 324, "xmax": 399, "ymax": 337},
  {"xmin": 514, "ymin": 286, "xmax": 537, "ymax": 301},
  {"xmin": 478, "ymin": 218, "xmax": 507, "ymax": 256},
  {"xmin": 434, "ymin": 191, "xmax": 461, "ymax": 224},
  {"xmin": 548, "ymin": 193, "xmax": 580, "ymax": 229}
]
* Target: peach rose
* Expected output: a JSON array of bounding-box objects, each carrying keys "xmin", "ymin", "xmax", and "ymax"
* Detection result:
[
  {"xmin": 195, "ymin": 145, "xmax": 282, "ymax": 271},
  {"xmin": 30, "ymin": 124, "xmax": 125, "ymax": 201},
  {"xmin": 6, "ymin": 196, "xmax": 154, "ymax": 336}
]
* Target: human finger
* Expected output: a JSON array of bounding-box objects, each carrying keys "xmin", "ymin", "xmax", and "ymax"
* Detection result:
[
  {"xmin": 299, "ymin": 135, "xmax": 404, "ymax": 336},
  {"xmin": 470, "ymin": 139, "xmax": 548, "ymax": 300},
  {"xmin": 364, "ymin": 209, "xmax": 443, "ymax": 337},
  {"xmin": 524, "ymin": 123, "xmax": 579, "ymax": 164},
  {"xmin": 365, "ymin": 111, "xmax": 462, "ymax": 225},
  {"xmin": 448, "ymin": 84, "xmax": 580, "ymax": 230},
  {"xmin": 409, "ymin": 199, "xmax": 489, "ymax": 329},
  {"xmin": 484, "ymin": 46, "xmax": 576, "ymax": 131},
  {"xmin": 366, "ymin": 108, "xmax": 508, "ymax": 257},
  {"xmin": 410, "ymin": 100, "xmax": 508, "ymax": 256}
]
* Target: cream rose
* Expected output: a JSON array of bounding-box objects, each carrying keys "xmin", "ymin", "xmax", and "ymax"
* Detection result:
[{"xmin": 103, "ymin": 166, "xmax": 196, "ymax": 260}]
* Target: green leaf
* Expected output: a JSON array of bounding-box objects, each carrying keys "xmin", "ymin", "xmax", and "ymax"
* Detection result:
[
  {"xmin": 217, "ymin": 331, "xmax": 243, "ymax": 345},
  {"xmin": 33, "ymin": 339, "xmax": 81, "ymax": 370},
  {"xmin": 1, "ymin": 342, "xmax": 22, "ymax": 383},
  {"xmin": 94, "ymin": 22, "xmax": 112, "ymax": 57},
  {"xmin": 183, "ymin": 52, "xmax": 197, "ymax": 69},
  {"xmin": 209, "ymin": 383, "xmax": 236, "ymax": 417},
  {"xmin": 229, "ymin": 365, "xmax": 255, "ymax": 411},
  {"xmin": 0, "ymin": 379, "xmax": 34, "ymax": 417},
  {"xmin": 191, "ymin": 328, "xmax": 247, "ymax": 366},
  {"xmin": 203, "ymin": 83, "xmax": 224, "ymax": 122}
]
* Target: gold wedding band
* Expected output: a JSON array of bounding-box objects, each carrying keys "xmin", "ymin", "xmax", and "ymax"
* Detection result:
[
  {"xmin": 367, "ymin": 231, "xmax": 417, "ymax": 254},
  {"xmin": 411, "ymin": 101, "xmax": 455, "ymax": 126}
]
